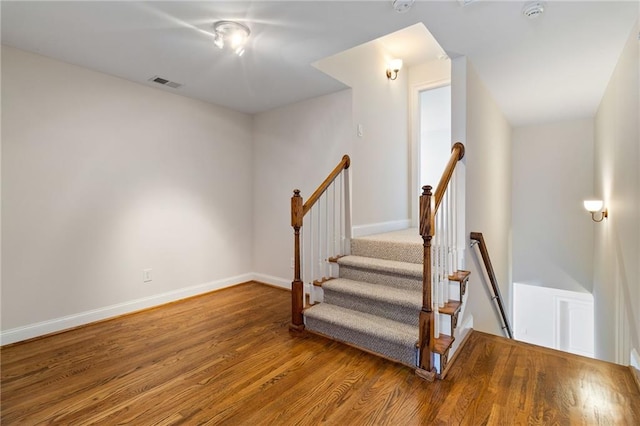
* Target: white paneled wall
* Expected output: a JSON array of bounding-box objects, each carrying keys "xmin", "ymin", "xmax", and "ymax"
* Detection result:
[{"xmin": 514, "ymin": 283, "xmax": 594, "ymax": 358}]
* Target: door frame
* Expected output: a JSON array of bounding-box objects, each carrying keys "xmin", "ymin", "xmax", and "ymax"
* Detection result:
[{"xmin": 410, "ymin": 78, "xmax": 451, "ymax": 227}]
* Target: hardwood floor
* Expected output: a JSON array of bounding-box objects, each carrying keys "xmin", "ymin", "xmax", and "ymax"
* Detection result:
[{"xmin": 2, "ymin": 282, "xmax": 639, "ymax": 425}]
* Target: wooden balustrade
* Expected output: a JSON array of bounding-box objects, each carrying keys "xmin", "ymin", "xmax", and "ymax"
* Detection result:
[
  {"xmin": 303, "ymin": 155, "xmax": 350, "ymax": 215},
  {"xmin": 290, "ymin": 155, "xmax": 351, "ymax": 332},
  {"xmin": 290, "ymin": 190, "xmax": 304, "ymax": 331},
  {"xmin": 417, "ymin": 142, "xmax": 465, "ymax": 380}
]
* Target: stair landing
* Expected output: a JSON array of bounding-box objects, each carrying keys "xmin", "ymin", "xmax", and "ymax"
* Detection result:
[{"xmin": 350, "ymin": 228, "xmax": 423, "ymax": 264}]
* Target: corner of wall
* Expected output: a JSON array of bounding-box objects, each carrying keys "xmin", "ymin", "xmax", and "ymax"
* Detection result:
[{"xmin": 631, "ymin": 348, "xmax": 640, "ymax": 391}]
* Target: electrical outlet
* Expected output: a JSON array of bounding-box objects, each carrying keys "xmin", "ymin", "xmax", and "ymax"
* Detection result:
[
  {"xmin": 143, "ymin": 269, "xmax": 152, "ymax": 283},
  {"xmin": 290, "ymin": 257, "xmax": 294, "ymax": 269}
]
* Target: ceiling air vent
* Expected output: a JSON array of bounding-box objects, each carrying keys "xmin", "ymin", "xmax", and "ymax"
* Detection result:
[{"xmin": 148, "ymin": 76, "xmax": 182, "ymax": 89}]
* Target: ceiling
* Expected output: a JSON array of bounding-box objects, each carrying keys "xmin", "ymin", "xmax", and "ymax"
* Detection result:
[{"xmin": 1, "ymin": 1, "xmax": 637, "ymax": 126}]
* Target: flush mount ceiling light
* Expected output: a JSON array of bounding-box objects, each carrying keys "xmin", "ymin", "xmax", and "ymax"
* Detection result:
[
  {"xmin": 522, "ymin": 2, "xmax": 545, "ymax": 19},
  {"xmin": 212, "ymin": 20, "xmax": 250, "ymax": 56}
]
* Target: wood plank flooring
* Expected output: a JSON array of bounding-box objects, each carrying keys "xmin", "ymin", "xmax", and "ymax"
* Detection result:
[{"xmin": 2, "ymin": 282, "xmax": 639, "ymax": 425}]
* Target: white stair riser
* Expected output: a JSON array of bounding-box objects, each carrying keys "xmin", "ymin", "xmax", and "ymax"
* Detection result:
[
  {"xmin": 438, "ymin": 314, "xmax": 452, "ymax": 335},
  {"xmin": 449, "ymin": 282, "xmax": 461, "ymax": 301}
]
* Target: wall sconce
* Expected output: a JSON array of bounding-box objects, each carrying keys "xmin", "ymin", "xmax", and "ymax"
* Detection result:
[
  {"xmin": 583, "ymin": 199, "xmax": 608, "ymax": 222},
  {"xmin": 386, "ymin": 59, "xmax": 403, "ymax": 80}
]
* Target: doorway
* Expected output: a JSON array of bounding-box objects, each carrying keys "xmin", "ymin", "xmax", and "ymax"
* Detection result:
[
  {"xmin": 411, "ymin": 82, "xmax": 452, "ymax": 226},
  {"xmin": 420, "ymin": 85, "xmax": 452, "ymax": 188}
]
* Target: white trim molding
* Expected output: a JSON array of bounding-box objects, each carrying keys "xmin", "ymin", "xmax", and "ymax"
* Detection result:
[
  {"xmin": 1, "ymin": 273, "xmax": 256, "ymax": 346},
  {"xmin": 410, "ymin": 78, "xmax": 451, "ymax": 227},
  {"xmin": 251, "ymin": 273, "xmax": 291, "ymax": 290},
  {"xmin": 352, "ymin": 219, "xmax": 411, "ymax": 238}
]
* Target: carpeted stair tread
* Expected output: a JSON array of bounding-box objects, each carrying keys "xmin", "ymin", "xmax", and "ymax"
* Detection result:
[
  {"xmin": 304, "ymin": 303, "xmax": 418, "ymax": 365},
  {"xmin": 305, "ymin": 303, "xmax": 418, "ymax": 344},
  {"xmin": 351, "ymin": 228, "xmax": 423, "ymax": 264},
  {"xmin": 338, "ymin": 265, "xmax": 422, "ymax": 291},
  {"xmin": 337, "ymin": 255, "xmax": 422, "ymax": 278},
  {"xmin": 323, "ymin": 278, "xmax": 421, "ymax": 309},
  {"xmin": 323, "ymin": 278, "xmax": 421, "ymax": 326}
]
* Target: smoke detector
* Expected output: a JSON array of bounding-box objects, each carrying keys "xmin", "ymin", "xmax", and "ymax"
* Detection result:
[
  {"xmin": 522, "ymin": 2, "xmax": 545, "ymax": 19},
  {"xmin": 392, "ymin": 0, "xmax": 414, "ymax": 14}
]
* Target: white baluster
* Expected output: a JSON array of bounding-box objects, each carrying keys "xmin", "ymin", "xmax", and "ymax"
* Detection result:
[
  {"xmin": 323, "ymin": 193, "xmax": 328, "ymax": 280},
  {"xmin": 317, "ymin": 200, "xmax": 322, "ymax": 286},
  {"xmin": 301, "ymin": 221, "xmax": 306, "ymax": 302},
  {"xmin": 308, "ymin": 214, "xmax": 313, "ymax": 301},
  {"xmin": 432, "ymin": 242, "xmax": 439, "ymax": 338},
  {"xmin": 343, "ymin": 168, "xmax": 352, "ymax": 255},
  {"xmin": 441, "ymin": 194, "xmax": 446, "ymax": 308},
  {"xmin": 452, "ymin": 172, "xmax": 458, "ymax": 271},
  {"xmin": 439, "ymin": 206, "xmax": 445, "ymax": 309},
  {"xmin": 446, "ymin": 189, "xmax": 452, "ymax": 305},
  {"xmin": 331, "ymin": 181, "xmax": 341, "ymax": 257},
  {"xmin": 339, "ymin": 172, "xmax": 344, "ymax": 255}
]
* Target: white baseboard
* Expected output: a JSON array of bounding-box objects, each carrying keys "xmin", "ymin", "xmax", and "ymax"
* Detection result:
[
  {"xmin": 631, "ymin": 348, "xmax": 640, "ymax": 369},
  {"xmin": 251, "ymin": 273, "xmax": 291, "ymax": 290},
  {"xmin": 352, "ymin": 219, "xmax": 412, "ymax": 238},
  {"xmin": 631, "ymin": 348, "xmax": 640, "ymax": 392},
  {"xmin": 1, "ymin": 273, "xmax": 256, "ymax": 346},
  {"xmin": 451, "ymin": 314, "xmax": 474, "ymax": 355}
]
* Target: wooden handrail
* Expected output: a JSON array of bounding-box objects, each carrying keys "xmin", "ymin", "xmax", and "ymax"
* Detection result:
[
  {"xmin": 302, "ymin": 155, "xmax": 350, "ymax": 216},
  {"xmin": 290, "ymin": 155, "xmax": 351, "ymax": 332},
  {"xmin": 433, "ymin": 142, "xmax": 465, "ymax": 216},
  {"xmin": 417, "ymin": 142, "xmax": 465, "ymax": 380},
  {"xmin": 469, "ymin": 232, "xmax": 513, "ymax": 339}
]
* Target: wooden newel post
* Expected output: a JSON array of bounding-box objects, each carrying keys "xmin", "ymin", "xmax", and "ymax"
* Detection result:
[
  {"xmin": 416, "ymin": 185, "xmax": 436, "ymax": 381},
  {"xmin": 290, "ymin": 189, "xmax": 305, "ymax": 332}
]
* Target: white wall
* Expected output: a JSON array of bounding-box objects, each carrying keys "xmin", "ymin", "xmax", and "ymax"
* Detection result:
[
  {"xmin": 514, "ymin": 282, "xmax": 594, "ymax": 358},
  {"xmin": 252, "ymin": 90, "xmax": 353, "ymax": 285},
  {"xmin": 1, "ymin": 47, "xmax": 254, "ymax": 341},
  {"xmin": 456, "ymin": 58, "xmax": 513, "ymax": 336},
  {"xmin": 593, "ymin": 21, "xmax": 640, "ymax": 364},
  {"xmin": 253, "ymin": 37, "xmax": 412, "ymax": 285},
  {"xmin": 512, "ymin": 119, "xmax": 595, "ymax": 294},
  {"xmin": 315, "ymin": 41, "xmax": 410, "ymax": 233},
  {"xmin": 408, "ymin": 60, "xmax": 450, "ymax": 89}
]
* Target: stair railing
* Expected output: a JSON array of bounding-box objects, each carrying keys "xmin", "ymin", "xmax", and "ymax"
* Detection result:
[
  {"xmin": 469, "ymin": 232, "xmax": 513, "ymax": 338},
  {"xmin": 417, "ymin": 142, "xmax": 465, "ymax": 380},
  {"xmin": 290, "ymin": 155, "xmax": 351, "ymax": 331}
]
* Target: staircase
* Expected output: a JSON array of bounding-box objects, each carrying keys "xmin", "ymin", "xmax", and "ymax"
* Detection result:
[
  {"xmin": 304, "ymin": 228, "xmax": 471, "ymax": 377},
  {"xmin": 290, "ymin": 145, "xmax": 467, "ymax": 380}
]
